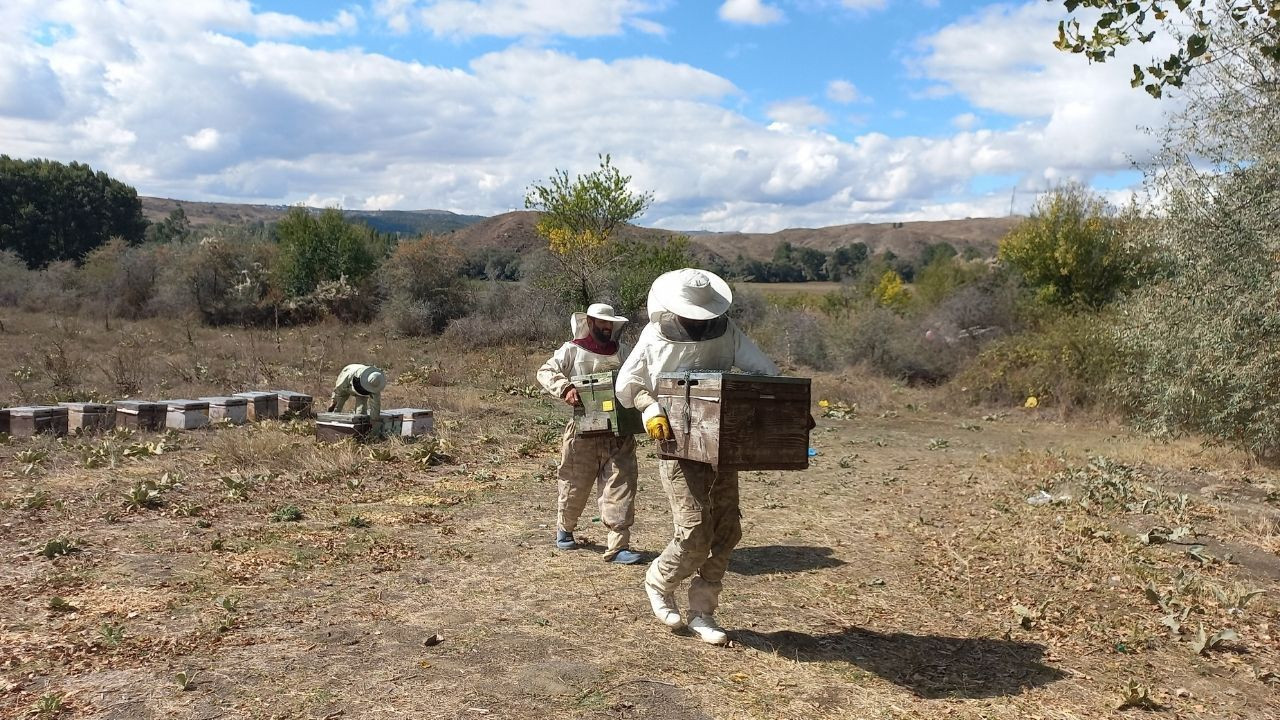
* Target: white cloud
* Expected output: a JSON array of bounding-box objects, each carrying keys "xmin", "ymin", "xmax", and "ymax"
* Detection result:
[
  {"xmin": 183, "ymin": 128, "xmax": 221, "ymax": 151},
  {"xmin": 766, "ymin": 100, "xmax": 829, "ymax": 128},
  {"xmin": 0, "ymin": 0, "xmax": 1185, "ymax": 232},
  {"xmin": 826, "ymin": 79, "xmax": 860, "ymax": 104},
  {"xmin": 950, "ymin": 112, "xmax": 978, "ymax": 130},
  {"xmin": 840, "ymin": 0, "xmax": 888, "ymax": 11},
  {"xmin": 363, "ymin": 193, "xmax": 405, "ymax": 210},
  {"xmin": 394, "ymin": 0, "xmax": 667, "ymax": 38},
  {"xmin": 719, "ymin": 0, "xmax": 784, "ymax": 26}
]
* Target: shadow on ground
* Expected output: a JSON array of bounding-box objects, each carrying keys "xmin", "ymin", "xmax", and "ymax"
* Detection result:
[
  {"xmin": 734, "ymin": 626, "xmax": 1067, "ymax": 699},
  {"xmin": 729, "ymin": 545, "xmax": 846, "ymax": 575}
]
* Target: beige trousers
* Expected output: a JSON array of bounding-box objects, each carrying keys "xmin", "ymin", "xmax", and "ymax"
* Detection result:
[
  {"xmin": 557, "ymin": 422, "xmax": 639, "ymax": 559},
  {"xmin": 647, "ymin": 458, "xmax": 742, "ymax": 615}
]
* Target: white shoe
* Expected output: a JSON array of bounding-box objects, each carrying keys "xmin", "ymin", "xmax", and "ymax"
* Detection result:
[
  {"xmin": 644, "ymin": 581, "xmax": 685, "ymax": 628},
  {"xmin": 688, "ymin": 614, "xmax": 729, "ymax": 645}
]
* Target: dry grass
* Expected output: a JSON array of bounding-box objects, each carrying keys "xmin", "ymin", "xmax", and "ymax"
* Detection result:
[{"xmin": 1, "ymin": 309, "xmax": 1278, "ymax": 719}]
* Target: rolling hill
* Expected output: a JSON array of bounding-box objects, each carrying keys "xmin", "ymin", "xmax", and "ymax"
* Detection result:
[{"xmin": 141, "ymin": 196, "xmax": 1019, "ymax": 262}]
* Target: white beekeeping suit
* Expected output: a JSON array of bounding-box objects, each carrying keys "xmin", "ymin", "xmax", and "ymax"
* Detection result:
[
  {"xmin": 329, "ymin": 364, "xmax": 387, "ymax": 431},
  {"xmin": 615, "ymin": 268, "xmax": 780, "ymax": 646},
  {"xmin": 535, "ymin": 303, "xmax": 643, "ymax": 565}
]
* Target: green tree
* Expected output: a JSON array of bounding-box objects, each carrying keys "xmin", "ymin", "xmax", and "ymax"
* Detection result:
[
  {"xmin": 610, "ymin": 235, "xmax": 695, "ymax": 318},
  {"xmin": 145, "ymin": 207, "xmax": 191, "ymax": 244},
  {"xmin": 1050, "ymin": 0, "xmax": 1280, "ymax": 97},
  {"xmin": 0, "ymin": 156, "xmax": 147, "ymax": 266},
  {"xmin": 825, "ymin": 243, "xmax": 869, "ymax": 281},
  {"xmin": 274, "ymin": 207, "xmax": 380, "ymax": 297},
  {"xmin": 997, "ymin": 184, "xmax": 1142, "ymax": 308},
  {"xmin": 524, "ymin": 154, "xmax": 653, "ymax": 308}
]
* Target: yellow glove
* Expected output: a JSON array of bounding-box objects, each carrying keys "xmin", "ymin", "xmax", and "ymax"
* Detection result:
[{"xmin": 645, "ymin": 415, "xmax": 673, "ymax": 441}]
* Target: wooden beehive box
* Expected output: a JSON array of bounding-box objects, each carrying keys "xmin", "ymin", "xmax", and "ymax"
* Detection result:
[
  {"xmin": 9, "ymin": 406, "xmax": 70, "ymax": 438},
  {"xmin": 571, "ymin": 371, "xmax": 644, "ymax": 437},
  {"xmin": 383, "ymin": 408, "xmax": 435, "ymax": 438},
  {"xmin": 200, "ymin": 396, "xmax": 248, "ymax": 425},
  {"xmin": 234, "ymin": 392, "xmax": 279, "ymax": 421},
  {"xmin": 655, "ymin": 372, "xmax": 810, "ymax": 471},
  {"xmin": 59, "ymin": 402, "xmax": 116, "ymax": 433},
  {"xmin": 164, "ymin": 400, "xmax": 210, "ymax": 431},
  {"xmin": 316, "ymin": 412, "xmax": 373, "ymax": 442},
  {"xmin": 273, "ymin": 390, "xmax": 314, "ymax": 419},
  {"xmin": 379, "ymin": 412, "xmax": 403, "ymax": 438},
  {"xmin": 114, "ymin": 401, "xmax": 167, "ymax": 431}
]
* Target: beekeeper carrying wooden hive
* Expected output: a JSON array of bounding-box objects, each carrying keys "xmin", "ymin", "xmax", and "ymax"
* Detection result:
[{"xmin": 616, "ymin": 268, "xmax": 809, "ymax": 645}]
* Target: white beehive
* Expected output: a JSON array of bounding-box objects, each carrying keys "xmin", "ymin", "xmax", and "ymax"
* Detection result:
[
  {"xmin": 200, "ymin": 396, "xmax": 248, "ymax": 425},
  {"xmin": 164, "ymin": 400, "xmax": 211, "ymax": 430},
  {"xmin": 383, "ymin": 408, "xmax": 435, "ymax": 438},
  {"xmin": 233, "ymin": 391, "xmax": 279, "ymax": 421},
  {"xmin": 59, "ymin": 402, "xmax": 116, "ymax": 433}
]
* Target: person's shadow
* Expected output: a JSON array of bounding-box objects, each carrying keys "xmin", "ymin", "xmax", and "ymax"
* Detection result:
[
  {"xmin": 730, "ymin": 545, "xmax": 845, "ymax": 575},
  {"xmin": 735, "ymin": 626, "xmax": 1066, "ymax": 699}
]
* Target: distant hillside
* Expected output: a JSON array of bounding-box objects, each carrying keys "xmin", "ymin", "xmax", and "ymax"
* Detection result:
[
  {"xmin": 438, "ymin": 211, "xmax": 1016, "ymax": 263},
  {"xmin": 688, "ymin": 217, "xmax": 1021, "ymax": 262},
  {"xmin": 140, "ymin": 196, "xmax": 1018, "ymax": 262},
  {"xmin": 140, "ymin": 197, "xmax": 486, "ymax": 236}
]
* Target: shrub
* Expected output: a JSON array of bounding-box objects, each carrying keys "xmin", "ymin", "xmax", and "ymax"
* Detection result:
[
  {"xmin": 753, "ymin": 307, "xmax": 831, "ymax": 370},
  {"xmin": 381, "ymin": 234, "xmax": 472, "ymax": 335},
  {"xmin": 830, "ymin": 305, "xmax": 956, "ymax": 384},
  {"xmin": 442, "ymin": 281, "xmax": 565, "ymax": 347},
  {"xmin": 183, "ymin": 233, "xmax": 278, "ymax": 326},
  {"xmin": 953, "ymin": 312, "xmax": 1120, "ymax": 410},
  {"xmin": 1108, "ymin": 24, "xmax": 1280, "ymax": 456},
  {"xmin": 0, "ymin": 250, "xmax": 33, "ymax": 307}
]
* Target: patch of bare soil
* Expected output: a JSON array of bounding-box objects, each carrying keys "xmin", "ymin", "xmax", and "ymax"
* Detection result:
[{"xmin": 1, "ymin": 314, "xmax": 1277, "ymax": 719}]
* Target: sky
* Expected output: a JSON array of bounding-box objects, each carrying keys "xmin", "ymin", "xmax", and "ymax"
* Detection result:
[{"xmin": 0, "ymin": 0, "xmax": 1185, "ymax": 232}]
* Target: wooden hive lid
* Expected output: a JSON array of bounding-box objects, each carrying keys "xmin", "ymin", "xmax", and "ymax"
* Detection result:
[
  {"xmin": 234, "ymin": 391, "xmax": 278, "ymax": 399},
  {"xmin": 59, "ymin": 402, "xmax": 111, "ymax": 412},
  {"xmin": 10, "ymin": 405, "xmax": 69, "ymax": 418},
  {"xmin": 114, "ymin": 400, "xmax": 166, "ymax": 411},
  {"xmin": 164, "ymin": 399, "xmax": 210, "ymax": 411},
  {"xmin": 271, "ymin": 390, "xmax": 312, "ymax": 399},
  {"xmin": 384, "ymin": 407, "xmax": 433, "ymax": 418},
  {"xmin": 199, "ymin": 396, "xmax": 248, "ymax": 406},
  {"xmin": 656, "ymin": 371, "xmax": 809, "ymax": 385},
  {"xmin": 317, "ymin": 412, "xmax": 371, "ymax": 424}
]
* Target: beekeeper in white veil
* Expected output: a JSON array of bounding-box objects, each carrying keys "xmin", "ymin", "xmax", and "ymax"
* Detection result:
[
  {"xmin": 536, "ymin": 302, "xmax": 643, "ymax": 565},
  {"xmin": 328, "ymin": 364, "xmax": 388, "ymax": 432},
  {"xmin": 615, "ymin": 268, "xmax": 783, "ymax": 645}
]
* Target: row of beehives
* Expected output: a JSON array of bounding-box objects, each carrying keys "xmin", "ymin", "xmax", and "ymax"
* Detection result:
[{"xmin": 0, "ymin": 391, "xmax": 434, "ymax": 442}]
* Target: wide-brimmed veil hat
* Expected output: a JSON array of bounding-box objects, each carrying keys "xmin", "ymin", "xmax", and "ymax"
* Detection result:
[
  {"xmin": 647, "ymin": 268, "xmax": 732, "ymax": 322},
  {"xmin": 357, "ymin": 366, "xmax": 387, "ymax": 394},
  {"xmin": 571, "ymin": 302, "xmax": 628, "ymax": 340}
]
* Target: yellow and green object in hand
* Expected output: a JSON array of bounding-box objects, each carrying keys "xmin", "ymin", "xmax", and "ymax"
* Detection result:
[{"xmin": 645, "ymin": 415, "xmax": 673, "ymax": 441}]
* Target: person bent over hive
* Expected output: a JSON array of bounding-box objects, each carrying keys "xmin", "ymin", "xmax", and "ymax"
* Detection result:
[
  {"xmin": 328, "ymin": 364, "xmax": 387, "ymax": 434},
  {"xmin": 536, "ymin": 303, "xmax": 643, "ymax": 565}
]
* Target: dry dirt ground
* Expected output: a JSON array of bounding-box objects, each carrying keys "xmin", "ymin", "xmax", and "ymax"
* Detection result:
[{"xmin": 1, "ymin": 312, "xmax": 1278, "ymax": 719}]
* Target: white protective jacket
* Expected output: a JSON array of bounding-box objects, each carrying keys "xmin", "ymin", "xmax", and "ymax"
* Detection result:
[
  {"xmin": 536, "ymin": 314, "xmax": 630, "ymax": 401},
  {"xmin": 615, "ymin": 312, "xmax": 778, "ymax": 421}
]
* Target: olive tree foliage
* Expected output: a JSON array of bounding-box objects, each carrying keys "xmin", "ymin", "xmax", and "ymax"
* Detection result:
[
  {"xmin": 997, "ymin": 185, "xmax": 1145, "ymax": 309},
  {"xmin": 1050, "ymin": 0, "xmax": 1280, "ymax": 97},
  {"xmin": 1110, "ymin": 23, "xmax": 1280, "ymax": 455},
  {"xmin": 524, "ymin": 154, "xmax": 654, "ymax": 310}
]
